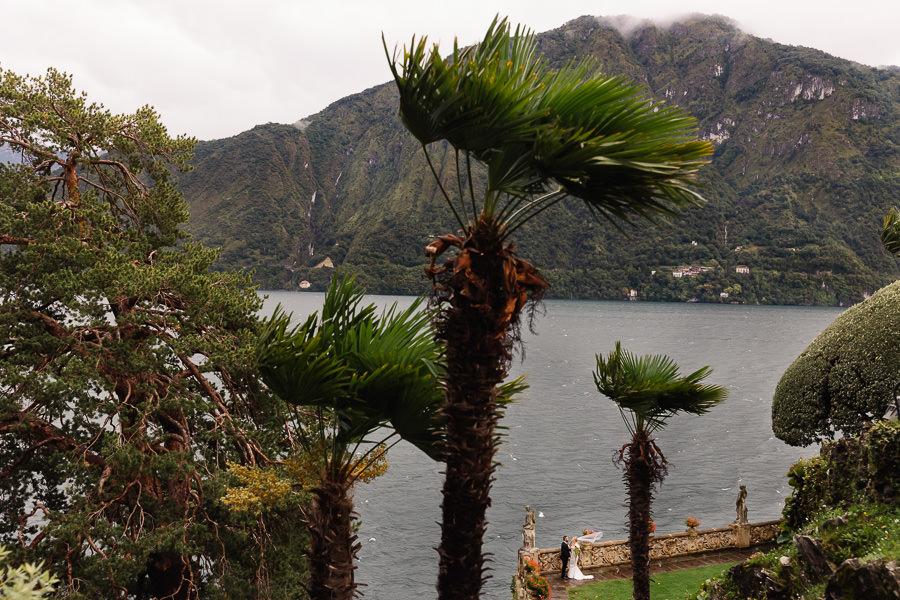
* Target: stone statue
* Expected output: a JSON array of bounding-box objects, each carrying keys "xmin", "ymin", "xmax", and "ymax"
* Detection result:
[
  {"xmin": 521, "ymin": 505, "xmax": 536, "ymax": 549},
  {"xmin": 733, "ymin": 484, "xmax": 748, "ymax": 525}
]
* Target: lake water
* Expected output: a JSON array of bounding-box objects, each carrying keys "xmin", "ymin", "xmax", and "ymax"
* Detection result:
[{"xmin": 259, "ymin": 292, "xmax": 844, "ymax": 600}]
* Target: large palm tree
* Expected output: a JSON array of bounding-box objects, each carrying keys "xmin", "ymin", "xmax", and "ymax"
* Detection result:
[
  {"xmin": 593, "ymin": 342, "xmax": 727, "ymax": 600},
  {"xmin": 256, "ymin": 275, "xmax": 446, "ymax": 600},
  {"xmin": 385, "ymin": 16, "xmax": 714, "ymax": 599}
]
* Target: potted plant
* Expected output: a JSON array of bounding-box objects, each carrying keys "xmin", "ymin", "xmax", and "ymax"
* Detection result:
[{"xmin": 685, "ymin": 516, "xmax": 701, "ymax": 533}]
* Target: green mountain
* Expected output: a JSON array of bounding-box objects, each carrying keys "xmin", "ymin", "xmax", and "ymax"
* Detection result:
[{"xmin": 178, "ymin": 15, "xmax": 900, "ymax": 305}]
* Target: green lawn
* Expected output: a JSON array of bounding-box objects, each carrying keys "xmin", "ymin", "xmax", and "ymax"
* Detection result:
[{"xmin": 566, "ymin": 562, "xmax": 737, "ymax": 600}]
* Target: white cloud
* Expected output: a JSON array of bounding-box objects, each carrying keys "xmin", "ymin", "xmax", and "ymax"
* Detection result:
[{"xmin": 2, "ymin": 0, "xmax": 898, "ymax": 140}]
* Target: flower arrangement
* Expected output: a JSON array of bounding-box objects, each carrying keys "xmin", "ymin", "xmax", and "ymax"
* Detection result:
[
  {"xmin": 685, "ymin": 516, "xmax": 701, "ymax": 529},
  {"xmin": 648, "ymin": 519, "xmax": 656, "ymax": 533},
  {"xmin": 522, "ymin": 557, "xmax": 550, "ymax": 599},
  {"xmin": 582, "ymin": 529, "xmax": 595, "ymax": 536},
  {"xmin": 526, "ymin": 574, "xmax": 551, "ymax": 599}
]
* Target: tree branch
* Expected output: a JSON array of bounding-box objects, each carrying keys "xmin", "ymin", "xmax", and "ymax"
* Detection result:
[
  {"xmin": 0, "ymin": 234, "xmax": 35, "ymax": 245},
  {"xmin": 0, "ymin": 413, "xmax": 107, "ymax": 469}
]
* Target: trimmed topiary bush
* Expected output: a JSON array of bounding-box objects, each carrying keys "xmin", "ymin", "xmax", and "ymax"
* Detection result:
[{"xmin": 772, "ymin": 280, "xmax": 900, "ymax": 446}]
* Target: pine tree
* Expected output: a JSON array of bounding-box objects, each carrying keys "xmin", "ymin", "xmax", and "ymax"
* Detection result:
[{"xmin": 0, "ymin": 67, "xmax": 302, "ymax": 599}]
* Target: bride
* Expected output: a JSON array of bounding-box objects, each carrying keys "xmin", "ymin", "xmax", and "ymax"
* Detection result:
[{"xmin": 567, "ymin": 538, "xmax": 594, "ymax": 581}]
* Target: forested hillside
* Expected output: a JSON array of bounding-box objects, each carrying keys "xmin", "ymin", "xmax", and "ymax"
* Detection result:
[{"xmin": 179, "ymin": 15, "xmax": 900, "ymax": 305}]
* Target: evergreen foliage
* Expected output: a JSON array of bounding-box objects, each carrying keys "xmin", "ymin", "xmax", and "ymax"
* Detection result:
[
  {"xmin": 0, "ymin": 67, "xmax": 304, "ymax": 599},
  {"xmin": 772, "ymin": 280, "xmax": 900, "ymax": 446},
  {"xmin": 783, "ymin": 421, "xmax": 900, "ymax": 529}
]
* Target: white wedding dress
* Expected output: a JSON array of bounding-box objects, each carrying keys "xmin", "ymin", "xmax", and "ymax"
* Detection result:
[{"xmin": 566, "ymin": 544, "xmax": 594, "ymax": 580}]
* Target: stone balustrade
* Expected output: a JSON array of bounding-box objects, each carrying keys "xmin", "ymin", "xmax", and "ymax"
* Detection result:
[
  {"xmin": 513, "ymin": 487, "xmax": 779, "ymax": 600},
  {"xmin": 519, "ymin": 520, "xmax": 781, "ymax": 577}
]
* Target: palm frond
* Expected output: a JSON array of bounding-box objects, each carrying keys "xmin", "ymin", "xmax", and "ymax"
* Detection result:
[
  {"xmin": 321, "ymin": 273, "xmax": 376, "ymax": 340},
  {"xmin": 257, "ymin": 306, "xmax": 350, "ymax": 406},
  {"xmin": 385, "ymin": 14, "xmax": 713, "ymax": 236},
  {"xmin": 257, "ymin": 274, "xmax": 447, "ymax": 460},
  {"xmin": 594, "ymin": 341, "xmax": 727, "ymax": 433},
  {"xmin": 882, "ymin": 207, "xmax": 900, "ymax": 256},
  {"xmin": 497, "ymin": 374, "xmax": 529, "ymax": 406}
]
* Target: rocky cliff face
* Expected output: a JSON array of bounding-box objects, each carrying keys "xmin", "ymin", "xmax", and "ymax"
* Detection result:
[{"xmin": 179, "ymin": 14, "xmax": 900, "ymax": 304}]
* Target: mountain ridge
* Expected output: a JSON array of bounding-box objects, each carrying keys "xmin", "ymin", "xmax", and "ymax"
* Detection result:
[{"xmin": 178, "ymin": 14, "xmax": 900, "ymax": 305}]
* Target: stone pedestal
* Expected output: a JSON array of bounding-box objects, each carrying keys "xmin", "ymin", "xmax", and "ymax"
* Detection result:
[
  {"xmin": 516, "ymin": 548, "xmax": 542, "ymax": 600},
  {"xmin": 733, "ymin": 523, "xmax": 751, "ymax": 548}
]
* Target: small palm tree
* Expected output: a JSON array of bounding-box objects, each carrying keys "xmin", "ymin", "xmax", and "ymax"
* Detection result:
[
  {"xmin": 256, "ymin": 274, "xmax": 446, "ymax": 600},
  {"xmin": 593, "ymin": 342, "xmax": 727, "ymax": 600},
  {"xmin": 385, "ymin": 16, "xmax": 713, "ymax": 599}
]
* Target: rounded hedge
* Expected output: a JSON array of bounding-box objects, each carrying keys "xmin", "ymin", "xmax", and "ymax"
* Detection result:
[{"xmin": 772, "ymin": 280, "xmax": 900, "ymax": 446}]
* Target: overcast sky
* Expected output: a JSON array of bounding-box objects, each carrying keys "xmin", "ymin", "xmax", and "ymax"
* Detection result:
[{"xmin": 2, "ymin": 0, "xmax": 898, "ymax": 141}]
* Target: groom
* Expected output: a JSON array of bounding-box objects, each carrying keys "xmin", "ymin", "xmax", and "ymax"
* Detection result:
[{"xmin": 560, "ymin": 535, "xmax": 571, "ymax": 580}]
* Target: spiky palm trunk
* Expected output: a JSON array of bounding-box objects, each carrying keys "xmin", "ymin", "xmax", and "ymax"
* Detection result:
[
  {"xmin": 390, "ymin": 18, "xmax": 714, "ymax": 598},
  {"xmin": 433, "ymin": 221, "xmax": 543, "ymax": 600},
  {"xmin": 306, "ymin": 477, "xmax": 358, "ymax": 600},
  {"xmin": 625, "ymin": 432, "xmax": 653, "ymax": 600},
  {"xmin": 623, "ymin": 430, "xmax": 667, "ymax": 600},
  {"xmin": 437, "ymin": 329, "xmax": 503, "ymax": 599}
]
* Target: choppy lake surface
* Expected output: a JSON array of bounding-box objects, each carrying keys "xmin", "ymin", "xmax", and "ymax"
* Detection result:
[{"xmin": 260, "ymin": 292, "xmax": 843, "ymax": 600}]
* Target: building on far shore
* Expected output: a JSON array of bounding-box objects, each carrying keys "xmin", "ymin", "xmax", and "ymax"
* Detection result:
[
  {"xmin": 673, "ymin": 265, "xmax": 714, "ymax": 278},
  {"xmin": 735, "ymin": 265, "xmax": 750, "ymax": 274}
]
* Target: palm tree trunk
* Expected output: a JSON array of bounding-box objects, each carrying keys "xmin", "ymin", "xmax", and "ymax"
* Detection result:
[
  {"xmin": 434, "ymin": 224, "xmax": 518, "ymax": 600},
  {"xmin": 626, "ymin": 431, "xmax": 653, "ymax": 600},
  {"xmin": 437, "ymin": 321, "xmax": 504, "ymax": 599},
  {"xmin": 306, "ymin": 478, "xmax": 358, "ymax": 600}
]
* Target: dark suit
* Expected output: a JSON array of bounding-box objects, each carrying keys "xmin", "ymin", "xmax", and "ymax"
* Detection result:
[{"xmin": 560, "ymin": 540, "xmax": 571, "ymax": 579}]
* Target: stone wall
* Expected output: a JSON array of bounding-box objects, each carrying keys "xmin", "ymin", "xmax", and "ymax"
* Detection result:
[{"xmin": 519, "ymin": 521, "xmax": 781, "ymax": 576}]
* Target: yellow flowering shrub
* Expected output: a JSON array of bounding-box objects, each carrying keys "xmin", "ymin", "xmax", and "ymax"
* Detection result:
[
  {"xmin": 221, "ymin": 463, "xmax": 293, "ymax": 513},
  {"xmin": 222, "ymin": 444, "xmax": 390, "ymax": 512},
  {"xmin": 350, "ymin": 444, "xmax": 389, "ymax": 484}
]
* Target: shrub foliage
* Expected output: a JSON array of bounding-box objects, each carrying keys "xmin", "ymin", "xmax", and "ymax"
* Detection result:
[
  {"xmin": 691, "ymin": 421, "xmax": 900, "ymax": 599},
  {"xmin": 772, "ymin": 280, "xmax": 900, "ymax": 446},
  {"xmin": 784, "ymin": 421, "xmax": 900, "ymax": 529}
]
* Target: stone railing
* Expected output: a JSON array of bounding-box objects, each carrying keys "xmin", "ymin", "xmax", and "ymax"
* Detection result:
[
  {"xmin": 521, "ymin": 520, "xmax": 781, "ymax": 576},
  {"xmin": 512, "ymin": 488, "xmax": 779, "ymax": 599}
]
